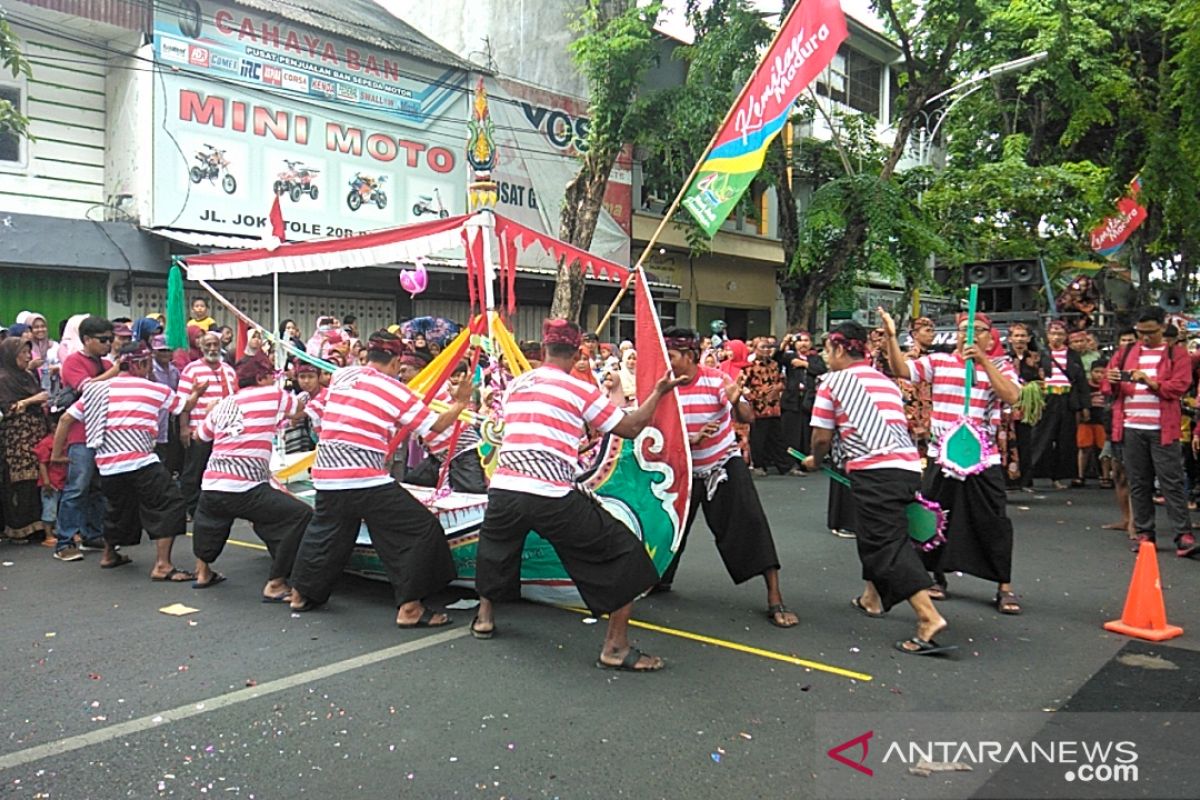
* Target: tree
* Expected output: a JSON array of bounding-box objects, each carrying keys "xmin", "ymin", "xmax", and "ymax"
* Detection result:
[
  {"xmin": 551, "ymin": 0, "xmax": 662, "ymax": 321},
  {"xmin": 0, "ymin": 11, "xmax": 32, "ymax": 137}
]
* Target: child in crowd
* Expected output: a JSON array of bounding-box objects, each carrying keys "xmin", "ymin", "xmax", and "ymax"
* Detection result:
[
  {"xmin": 1077, "ymin": 361, "xmax": 1110, "ymax": 488},
  {"xmin": 33, "ymin": 431, "xmax": 68, "ymax": 547}
]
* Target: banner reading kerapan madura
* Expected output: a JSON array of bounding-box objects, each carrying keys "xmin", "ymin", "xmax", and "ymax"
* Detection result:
[{"xmin": 682, "ymin": 0, "xmax": 847, "ymax": 236}]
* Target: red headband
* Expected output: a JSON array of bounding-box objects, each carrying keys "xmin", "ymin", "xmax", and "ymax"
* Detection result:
[
  {"xmin": 664, "ymin": 335, "xmax": 700, "ymax": 354},
  {"xmin": 367, "ymin": 335, "xmax": 408, "ymax": 357},
  {"xmin": 542, "ymin": 319, "xmax": 581, "ymax": 348},
  {"xmin": 236, "ymin": 353, "xmax": 274, "ymax": 385},
  {"xmin": 1046, "ymin": 320, "xmax": 1068, "ymax": 333},
  {"xmin": 956, "ymin": 311, "xmax": 993, "ymax": 330}
]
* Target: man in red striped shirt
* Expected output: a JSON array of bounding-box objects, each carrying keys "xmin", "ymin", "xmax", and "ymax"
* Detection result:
[
  {"xmin": 880, "ymin": 308, "xmax": 1025, "ymax": 615},
  {"xmin": 804, "ymin": 322, "xmax": 952, "ymax": 655},
  {"xmin": 656, "ymin": 327, "xmax": 799, "ymax": 629},
  {"xmin": 471, "ymin": 320, "xmax": 685, "ymax": 671},
  {"xmin": 287, "ymin": 332, "xmax": 474, "ymax": 627},
  {"xmin": 178, "ymin": 332, "xmax": 238, "ymax": 518},
  {"xmin": 50, "ymin": 343, "xmax": 208, "ymax": 581},
  {"xmin": 1103, "ymin": 306, "xmax": 1197, "ymax": 557},
  {"xmin": 191, "ymin": 353, "xmax": 314, "ymax": 598}
]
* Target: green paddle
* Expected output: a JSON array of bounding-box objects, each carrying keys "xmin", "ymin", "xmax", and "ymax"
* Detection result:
[
  {"xmin": 940, "ymin": 283, "xmax": 987, "ymax": 474},
  {"xmin": 787, "ymin": 448, "xmax": 850, "ymax": 486}
]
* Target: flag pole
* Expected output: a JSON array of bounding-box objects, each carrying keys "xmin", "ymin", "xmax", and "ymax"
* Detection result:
[{"xmin": 596, "ymin": 1, "xmax": 805, "ymax": 335}]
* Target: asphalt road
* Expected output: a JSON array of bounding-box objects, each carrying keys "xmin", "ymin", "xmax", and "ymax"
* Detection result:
[{"xmin": 1, "ymin": 475, "xmax": 1198, "ymax": 799}]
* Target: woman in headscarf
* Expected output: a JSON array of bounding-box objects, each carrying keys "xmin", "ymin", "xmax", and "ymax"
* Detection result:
[
  {"xmin": 720, "ymin": 339, "xmax": 753, "ymax": 463},
  {"xmin": 55, "ymin": 314, "xmax": 88, "ymax": 360},
  {"xmin": 25, "ymin": 313, "xmax": 54, "ymax": 372},
  {"xmin": 278, "ymin": 319, "xmax": 305, "ymax": 354},
  {"xmin": 131, "ymin": 316, "xmax": 162, "ymax": 346},
  {"xmin": 174, "ymin": 325, "xmax": 204, "ymax": 371},
  {"xmin": 618, "ymin": 348, "xmax": 638, "ymax": 405},
  {"xmin": 0, "ymin": 339, "xmax": 49, "ymax": 542}
]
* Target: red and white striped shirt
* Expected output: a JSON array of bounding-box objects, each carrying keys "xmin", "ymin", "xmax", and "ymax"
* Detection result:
[
  {"xmin": 491, "ymin": 365, "xmax": 625, "ymax": 497},
  {"xmin": 1124, "ymin": 346, "xmax": 1167, "ymax": 430},
  {"xmin": 66, "ymin": 376, "xmax": 187, "ymax": 476},
  {"xmin": 422, "ymin": 387, "xmax": 480, "ymax": 457},
  {"xmin": 811, "ymin": 362, "xmax": 921, "ymax": 472},
  {"xmin": 311, "ymin": 366, "xmax": 437, "ymax": 490},
  {"xmin": 677, "ymin": 365, "xmax": 740, "ymax": 473},
  {"xmin": 1044, "ymin": 348, "xmax": 1072, "ymax": 388},
  {"xmin": 178, "ymin": 358, "xmax": 237, "ymax": 432},
  {"xmin": 907, "ymin": 352, "xmax": 1017, "ymax": 466},
  {"xmin": 196, "ymin": 385, "xmax": 298, "ymax": 492}
]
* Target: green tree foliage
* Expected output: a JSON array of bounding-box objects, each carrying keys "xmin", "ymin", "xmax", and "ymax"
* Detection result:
[
  {"xmin": 552, "ymin": 0, "xmax": 663, "ymax": 321},
  {"xmin": 0, "ymin": 11, "xmax": 32, "ymax": 137}
]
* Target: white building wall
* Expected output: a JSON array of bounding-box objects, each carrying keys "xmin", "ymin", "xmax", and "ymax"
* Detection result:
[
  {"xmin": 104, "ymin": 37, "xmax": 154, "ymax": 224},
  {"xmin": 0, "ymin": 22, "xmax": 107, "ymax": 218}
]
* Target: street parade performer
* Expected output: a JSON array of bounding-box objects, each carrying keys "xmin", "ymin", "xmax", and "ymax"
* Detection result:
[
  {"xmin": 878, "ymin": 307, "xmax": 1024, "ymax": 615},
  {"xmin": 802, "ymin": 322, "xmax": 952, "ymax": 655},
  {"xmin": 655, "ymin": 327, "xmax": 800, "ymax": 629},
  {"xmin": 190, "ymin": 352, "xmax": 314, "ymax": 600},
  {"xmin": 51, "ymin": 342, "xmax": 208, "ymax": 582},
  {"xmin": 287, "ymin": 332, "xmax": 475, "ymax": 626},
  {"xmin": 471, "ymin": 319, "xmax": 687, "ymax": 672}
]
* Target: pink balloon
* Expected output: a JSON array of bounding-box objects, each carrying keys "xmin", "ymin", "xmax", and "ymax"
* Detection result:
[{"xmin": 399, "ymin": 260, "xmax": 428, "ymax": 297}]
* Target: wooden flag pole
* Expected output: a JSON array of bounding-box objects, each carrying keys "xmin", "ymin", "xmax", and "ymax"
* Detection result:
[{"xmin": 595, "ymin": 2, "xmax": 807, "ymax": 335}]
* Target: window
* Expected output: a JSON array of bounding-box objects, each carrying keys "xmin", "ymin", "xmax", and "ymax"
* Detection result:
[
  {"xmin": 816, "ymin": 45, "xmax": 883, "ymax": 117},
  {"xmin": 0, "ymin": 83, "xmax": 25, "ymax": 166}
]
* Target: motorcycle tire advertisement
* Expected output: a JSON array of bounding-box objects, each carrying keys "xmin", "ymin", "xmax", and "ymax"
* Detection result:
[{"xmin": 149, "ymin": 1, "xmax": 467, "ymax": 240}]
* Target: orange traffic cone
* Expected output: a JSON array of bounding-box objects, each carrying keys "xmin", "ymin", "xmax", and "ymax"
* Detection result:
[{"xmin": 1103, "ymin": 541, "xmax": 1183, "ymax": 641}]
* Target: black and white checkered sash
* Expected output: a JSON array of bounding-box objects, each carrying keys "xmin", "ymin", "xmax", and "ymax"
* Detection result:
[
  {"xmin": 80, "ymin": 380, "xmax": 111, "ymax": 451},
  {"xmin": 497, "ymin": 448, "xmax": 578, "ymax": 486},
  {"xmin": 823, "ymin": 369, "xmax": 912, "ymax": 470},
  {"xmin": 314, "ymin": 441, "xmax": 387, "ymax": 476}
]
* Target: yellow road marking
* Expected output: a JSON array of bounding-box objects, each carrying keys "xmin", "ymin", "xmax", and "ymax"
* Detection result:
[
  {"xmin": 193, "ymin": 533, "xmax": 871, "ymax": 681},
  {"xmin": 560, "ymin": 606, "xmax": 873, "ymax": 682}
]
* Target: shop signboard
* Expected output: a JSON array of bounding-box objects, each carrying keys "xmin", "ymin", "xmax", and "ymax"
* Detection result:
[{"xmin": 150, "ymin": 1, "xmax": 468, "ymax": 240}]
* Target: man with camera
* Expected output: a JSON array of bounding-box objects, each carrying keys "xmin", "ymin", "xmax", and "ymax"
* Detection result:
[{"xmin": 1103, "ymin": 306, "xmax": 1198, "ymax": 558}]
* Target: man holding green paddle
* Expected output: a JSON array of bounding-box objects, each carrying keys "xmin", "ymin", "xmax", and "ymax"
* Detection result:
[
  {"xmin": 878, "ymin": 305, "xmax": 1025, "ymax": 616},
  {"xmin": 803, "ymin": 322, "xmax": 953, "ymax": 655}
]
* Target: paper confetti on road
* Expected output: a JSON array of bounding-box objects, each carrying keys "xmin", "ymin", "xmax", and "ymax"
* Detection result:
[{"xmin": 159, "ymin": 603, "xmax": 200, "ymax": 616}]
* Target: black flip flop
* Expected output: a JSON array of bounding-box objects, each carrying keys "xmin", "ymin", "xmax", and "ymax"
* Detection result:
[
  {"xmin": 192, "ymin": 572, "xmax": 227, "ymax": 589},
  {"xmin": 595, "ymin": 646, "xmax": 664, "ymax": 672},
  {"xmin": 851, "ymin": 596, "xmax": 885, "ymax": 619},
  {"xmin": 151, "ymin": 567, "xmax": 195, "ymax": 583},
  {"xmin": 470, "ymin": 616, "xmax": 495, "ymax": 640},
  {"xmin": 894, "ymin": 637, "xmax": 958, "ymax": 656},
  {"xmin": 261, "ymin": 592, "xmax": 291, "ymax": 604},
  {"xmin": 396, "ymin": 607, "xmax": 452, "ymax": 629},
  {"xmin": 100, "ymin": 554, "xmax": 133, "ymax": 570}
]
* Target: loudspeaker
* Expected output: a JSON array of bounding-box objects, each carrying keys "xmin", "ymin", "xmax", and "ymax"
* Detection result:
[
  {"xmin": 963, "ymin": 260, "xmax": 1041, "ymax": 313},
  {"xmin": 1159, "ymin": 290, "xmax": 1187, "ymax": 313},
  {"xmin": 962, "ymin": 259, "xmax": 1041, "ymax": 288}
]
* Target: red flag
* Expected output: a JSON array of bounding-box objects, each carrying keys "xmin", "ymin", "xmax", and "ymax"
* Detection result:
[
  {"xmin": 633, "ymin": 269, "xmax": 692, "ymax": 548},
  {"xmin": 268, "ymin": 195, "xmax": 286, "ymax": 242}
]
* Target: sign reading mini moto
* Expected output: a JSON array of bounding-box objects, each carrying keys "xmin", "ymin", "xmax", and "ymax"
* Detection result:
[{"xmin": 814, "ymin": 712, "xmax": 1197, "ymax": 799}]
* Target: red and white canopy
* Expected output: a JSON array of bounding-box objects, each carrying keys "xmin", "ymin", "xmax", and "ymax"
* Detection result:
[{"xmin": 180, "ymin": 211, "xmax": 632, "ymax": 284}]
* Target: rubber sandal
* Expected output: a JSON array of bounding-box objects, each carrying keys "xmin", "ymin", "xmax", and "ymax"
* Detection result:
[
  {"xmin": 766, "ymin": 603, "xmax": 798, "ymax": 628},
  {"xmin": 100, "ymin": 554, "xmax": 133, "ymax": 569},
  {"xmin": 851, "ymin": 596, "xmax": 885, "ymax": 619},
  {"xmin": 470, "ymin": 616, "xmax": 495, "ymax": 640},
  {"xmin": 994, "ymin": 591, "xmax": 1022, "ymax": 615},
  {"xmin": 396, "ymin": 607, "xmax": 452, "ymax": 629},
  {"xmin": 290, "ymin": 599, "xmax": 324, "ymax": 613},
  {"xmin": 927, "ymin": 583, "xmax": 949, "ymax": 601},
  {"xmin": 261, "ymin": 592, "xmax": 291, "ymax": 604},
  {"xmin": 595, "ymin": 646, "xmax": 664, "ymax": 672},
  {"xmin": 192, "ymin": 572, "xmax": 227, "ymax": 589},
  {"xmin": 894, "ymin": 637, "xmax": 958, "ymax": 656},
  {"xmin": 151, "ymin": 567, "xmax": 195, "ymax": 583}
]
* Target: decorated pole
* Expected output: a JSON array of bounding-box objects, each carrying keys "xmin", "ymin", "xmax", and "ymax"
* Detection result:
[{"xmin": 466, "ymin": 76, "xmax": 500, "ymax": 342}]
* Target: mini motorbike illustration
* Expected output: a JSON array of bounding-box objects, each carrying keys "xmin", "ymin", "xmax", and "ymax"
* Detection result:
[
  {"xmin": 274, "ymin": 160, "xmax": 320, "ymax": 202},
  {"xmin": 412, "ymin": 186, "xmax": 449, "ymax": 219},
  {"xmin": 347, "ymin": 173, "xmax": 387, "ymax": 211},
  {"xmin": 189, "ymin": 144, "xmax": 236, "ymax": 194}
]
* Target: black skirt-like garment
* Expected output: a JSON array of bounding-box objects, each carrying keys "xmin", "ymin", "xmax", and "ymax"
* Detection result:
[
  {"xmin": 827, "ymin": 474, "xmax": 858, "ymax": 533},
  {"xmin": 847, "ymin": 468, "xmax": 932, "ymax": 611},
  {"xmin": 921, "ymin": 463, "xmax": 1014, "ymax": 584}
]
